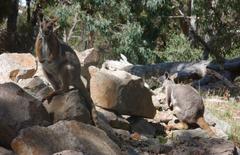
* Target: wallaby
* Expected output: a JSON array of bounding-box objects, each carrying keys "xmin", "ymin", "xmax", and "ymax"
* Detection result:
[
  {"xmin": 161, "ymin": 72, "xmax": 215, "ymax": 137},
  {"xmin": 35, "ymin": 17, "xmax": 98, "ymax": 124},
  {"xmin": 35, "ymin": 18, "xmax": 153, "ymax": 151}
]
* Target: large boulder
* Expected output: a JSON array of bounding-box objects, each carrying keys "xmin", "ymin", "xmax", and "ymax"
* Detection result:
[
  {"xmin": 0, "ymin": 53, "xmax": 37, "ymax": 84},
  {"xmin": 43, "ymin": 89, "xmax": 92, "ymax": 124},
  {"xmin": 89, "ymin": 67, "xmax": 156, "ymax": 118},
  {"xmin": 11, "ymin": 120, "xmax": 122, "ymax": 155},
  {"xmin": 0, "ymin": 82, "xmax": 51, "ymax": 148}
]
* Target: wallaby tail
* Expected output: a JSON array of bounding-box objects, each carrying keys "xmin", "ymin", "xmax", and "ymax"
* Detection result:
[{"xmin": 197, "ymin": 117, "xmax": 215, "ymax": 137}]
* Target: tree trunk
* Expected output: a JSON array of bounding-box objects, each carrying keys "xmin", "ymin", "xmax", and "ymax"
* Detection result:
[
  {"xmin": 88, "ymin": 31, "xmax": 94, "ymax": 49},
  {"xmin": 6, "ymin": 0, "xmax": 19, "ymax": 52},
  {"xmin": 26, "ymin": 0, "xmax": 31, "ymax": 23},
  {"xmin": 7, "ymin": 0, "xmax": 18, "ymax": 33}
]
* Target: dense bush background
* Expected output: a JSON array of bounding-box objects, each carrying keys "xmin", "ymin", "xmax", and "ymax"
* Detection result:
[{"xmin": 0, "ymin": 0, "xmax": 239, "ymax": 64}]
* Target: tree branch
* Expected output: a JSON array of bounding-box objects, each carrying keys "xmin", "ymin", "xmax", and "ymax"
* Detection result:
[{"xmin": 67, "ymin": 12, "xmax": 80, "ymax": 42}]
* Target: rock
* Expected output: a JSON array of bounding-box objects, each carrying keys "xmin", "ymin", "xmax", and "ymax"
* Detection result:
[
  {"xmin": 204, "ymin": 109, "xmax": 231, "ymax": 134},
  {"xmin": 170, "ymin": 128, "xmax": 211, "ymax": 140},
  {"xmin": 167, "ymin": 111, "xmax": 229, "ymax": 139},
  {"xmin": 22, "ymin": 76, "xmax": 53, "ymax": 100},
  {"xmin": 168, "ymin": 134, "xmax": 237, "ymax": 155},
  {"xmin": 96, "ymin": 106, "xmax": 130, "ymax": 130},
  {"xmin": 0, "ymin": 82, "xmax": 51, "ymax": 148},
  {"xmin": 113, "ymin": 129, "xmax": 131, "ymax": 141},
  {"xmin": 89, "ymin": 66, "xmax": 156, "ymax": 118},
  {"xmin": 0, "ymin": 53, "xmax": 36, "ymax": 84},
  {"xmin": 128, "ymin": 118, "xmax": 156, "ymax": 136},
  {"xmin": 237, "ymin": 147, "xmax": 240, "ymax": 155},
  {"xmin": 11, "ymin": 120, "xmax": 122, "ymax": 155},
  {"xmin": 153, "ymin": 110, "xmax": 175, "ymax": 123},
  {"xmin": 76, "ymin": 48, "xmax": 101, "ymax": 90},
  {"xmin": 43, "ymin": 89, "xmax": 92, "ymax": 124},
  {"xmin": 0, "ymin": 146, "xmax": 15, "ymax": 155},
  {"xmin": 152, "ymin": 88, "xmax": 169, "ymax": 110},
  {"xmin": 168, "ymin": 129, "xmax": 237, "ymax": 154},
  {"xmin": 77, "ymin": 48, "xmax": 100, "ymax": 67},
  {"xmin": 53, "ymin": 150, "xmax": 83, "ymax": 155}
]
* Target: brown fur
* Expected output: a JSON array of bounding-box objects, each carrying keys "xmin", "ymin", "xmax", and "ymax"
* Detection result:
[
  {"xmin": 35, "ymin": 18, "xmax": 98, "ymax": 126},
  {"xmin": 197, "ymin": 117, "xmax": 215, "ymax": 136},
  {"xmin": 34, "ymin": 18, "xmax": 140, "ymax": 150}
]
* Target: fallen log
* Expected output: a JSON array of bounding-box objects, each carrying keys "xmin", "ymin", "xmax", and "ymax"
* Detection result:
[
  {"xmin": 103, "ymin": 60, "xmax": 210, "ymax": 79},
  {"xmin": 102, "ymin": 56, "xmax": 240, "ymax": 87}
]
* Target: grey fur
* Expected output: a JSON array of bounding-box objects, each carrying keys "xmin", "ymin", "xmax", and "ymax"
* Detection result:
[{"xmin": 162, "ymin": 73, "xmax": 204, "ymax": 124}]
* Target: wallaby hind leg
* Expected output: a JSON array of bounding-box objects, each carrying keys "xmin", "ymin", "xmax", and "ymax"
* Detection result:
[
  {"xmin": 166, "ymin": 121, "xmax": 189, "ymax": 131},
  {"xmin": 197, "ymin": 117, "xmax": 216, "ymax": 137}
]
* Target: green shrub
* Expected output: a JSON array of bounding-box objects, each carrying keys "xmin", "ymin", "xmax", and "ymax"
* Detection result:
[
  {"xmin": 160, "ymin": 33, "xmax": 202, "ymax": 62},
  {"xmin": 112, "ymin": 22, "xmax": 159, "ymax": 64}
]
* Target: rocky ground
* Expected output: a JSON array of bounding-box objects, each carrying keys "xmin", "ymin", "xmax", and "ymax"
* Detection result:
[{"xmin": 0, "ymin": 51, "xmax": 239, "ymax": 155}]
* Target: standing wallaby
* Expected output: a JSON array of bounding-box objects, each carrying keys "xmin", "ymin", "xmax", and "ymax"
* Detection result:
[
  {"xmin": 35, "ymin": 18, "xmax": 149, "ymax": 151},
  {"xmin": 161, "ymin": 72, "xmax": 215, "ymax": 137},
  {"xmin": 35, "ymin": 17, "xmax": 98, "ymax": 125}
]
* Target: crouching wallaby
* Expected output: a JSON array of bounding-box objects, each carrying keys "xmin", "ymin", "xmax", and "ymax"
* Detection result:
[{"xmin": 161, "ymin": 72, "xmax": 215, "ymax": 137}]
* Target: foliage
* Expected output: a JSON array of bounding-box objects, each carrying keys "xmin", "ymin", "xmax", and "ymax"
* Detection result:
[
  {"xmin": 38, "ymin": 0, "xmax": 172, "ymax": 64},
  {"xmin": 226, "ymin": 47, "xmax": 240, "ymax": 59},
  {"xmin": 194, "ymin": 0, "xmax": 240, "ymax": 59},
  {"xmin": 112, "ymin": 22, "xmax": 159, "ymax": 64},
  {"xmin": 1, "ymin": 0, "xmax": 240, "ymax": 63},
  {"xmin": 160, "ymin": 33, "xmax": 202, "ymax": 62}
]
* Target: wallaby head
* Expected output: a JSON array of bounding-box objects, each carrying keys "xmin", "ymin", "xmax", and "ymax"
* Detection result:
[
  {"xmin": 161, "ymin": 72, "xmax": 175, "ymax": 92},
  {"xmin": 39, "ymin": 17, "xmax": 58, "ymax": 40}
]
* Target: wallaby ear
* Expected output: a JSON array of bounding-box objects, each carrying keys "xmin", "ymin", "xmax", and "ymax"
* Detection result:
[
  {"xmin": 170, "ymin": 73, "xmax": 177, "ymax": 81},
  {"xmin": 164, "ymin": 72, "xmax": 169, "ymax": 79}
]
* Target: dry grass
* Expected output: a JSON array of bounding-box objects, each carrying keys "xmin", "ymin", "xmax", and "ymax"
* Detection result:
[{"xmin": 205, "ymin": 97, "xmax": 240, "ymax": 147}]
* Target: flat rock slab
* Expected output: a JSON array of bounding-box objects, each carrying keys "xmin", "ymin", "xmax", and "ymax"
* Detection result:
[
  {"xmin": 204, "ymin": 109, "xmax": 231, "ymax": 134},
  {"xmin": 11, "ymin": 120, "xmax": 122, "ymax": 155},
  {"xmin": 168, "ymin": 129, "xmax": 237, "ymax": 155},
  {"xmin": 0, "ymin": 82, "xmax": 51, "ymax": 148}
]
